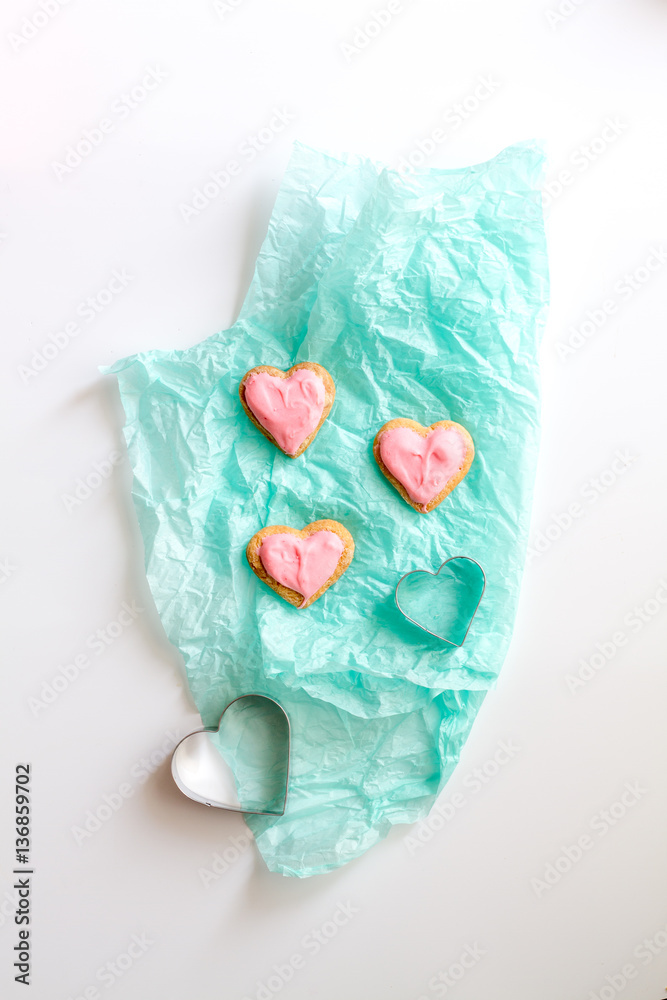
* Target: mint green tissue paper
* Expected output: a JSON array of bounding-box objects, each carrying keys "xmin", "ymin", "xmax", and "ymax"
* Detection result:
[{"xmin": 105, "ymin": 140, "xmax": 549, "ymax": 876}]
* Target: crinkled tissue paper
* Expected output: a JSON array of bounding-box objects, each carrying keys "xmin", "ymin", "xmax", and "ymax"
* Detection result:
[{"xmin": 104, "ymin": 139, "xmax": 549, "ymax": 877}]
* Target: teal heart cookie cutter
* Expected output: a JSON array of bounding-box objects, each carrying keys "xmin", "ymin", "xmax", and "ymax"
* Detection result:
[
  {"xmin": 395, "ymin": 556, "xmax": 486, "ymax": 647},
  {"xmin": 171, "ymin": 694, "xmax": 290, "ymax": 816}
]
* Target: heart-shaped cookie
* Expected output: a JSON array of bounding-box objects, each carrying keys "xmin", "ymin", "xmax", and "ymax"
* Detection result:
[
  {"xmin": 395, "ymin": 556, "xmax": 485, "ymax": 646},
  {"xmin": 171, "ymin": 695, "xmax": 290, "ymax": 815},
  {"xmin": 239, "ymin": 362, "xmax": 335, "ymax": 457},
  {"xmin": 247, "ymin": 519, "xmax": 354, "ymax": 608},
  {"xmin": 373, "ymin": 418, "xmax": 474, "ymax": 513}
]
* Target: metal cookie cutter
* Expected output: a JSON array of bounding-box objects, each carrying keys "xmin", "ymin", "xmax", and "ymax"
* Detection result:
[
  {"xmin": 395, "ymin": 555, "xmax": 486, "ymax": 647},
  {"xmin": 171, "ymin": 694, "xmax": 290, "ymax": 816}
]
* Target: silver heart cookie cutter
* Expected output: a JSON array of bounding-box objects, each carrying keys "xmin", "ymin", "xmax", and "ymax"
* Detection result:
[
  {"xmin": 395, "ymin": 555, "xmax": 486, "ymax": 647},
  {"xmin": 171, "ymin": 694, "xmax": 290, "ymax": 816}
]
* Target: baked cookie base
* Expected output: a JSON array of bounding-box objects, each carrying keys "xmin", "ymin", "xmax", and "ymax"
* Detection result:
[
  {"xmin": 246, "ymin": 519, "xmax": 354, "ymax": 608},
  {"xmin": 239, "ymin": 362, "xmax": 336, "ymax": 458},
  {"xmin": 373, "ymin": 418, "xmax": 475, "ymax": 513}
]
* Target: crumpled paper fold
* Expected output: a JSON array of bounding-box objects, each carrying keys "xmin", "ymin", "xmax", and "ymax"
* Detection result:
[{"xmin": 105, "ymin": 140, "xmax": 549, "ymax": 876}]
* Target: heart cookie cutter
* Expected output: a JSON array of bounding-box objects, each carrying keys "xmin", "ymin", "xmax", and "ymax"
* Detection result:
[
  {"xmin": 395, "ymin": 556, "xmax": 486, "ymax": 647},
  {"xmin": 171, "ymin": 694, "xmax": 290, "ymax": 816}
]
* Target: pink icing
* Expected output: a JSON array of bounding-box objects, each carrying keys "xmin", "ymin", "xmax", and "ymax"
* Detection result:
[
  {"xmin": 245, "ymin": 369, "xmax": 326, "ymax": 455},
  {"xmin": 259, "ymin": 531, "xmax": 344, "ymax": 608},
  {"xmin": 379, "ymin": 426, "xmax": 468, "ymax": 512}
]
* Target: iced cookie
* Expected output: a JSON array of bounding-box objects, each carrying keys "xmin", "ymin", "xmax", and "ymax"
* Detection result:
[
  {"xmin": 239, "ymin": 362, "xmax": 335, "ymax": 457},
  {"xmin": 373, "ymin": 418, "xmax": 474, "ymax": 513},
  {"xmin": 246, "ymin": 520, "xmax": 354, "ymax": 609}
]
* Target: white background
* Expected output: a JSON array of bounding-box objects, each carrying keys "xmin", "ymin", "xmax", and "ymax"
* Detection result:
[{"xmin": 2, "ymin": 1, "xmax": 667, "ymax": 998}]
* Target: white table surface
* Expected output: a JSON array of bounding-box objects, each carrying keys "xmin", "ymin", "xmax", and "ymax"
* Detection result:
[{"xmin": 2, "ymin": 1, "xmax": 667, "ymax": 998}]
